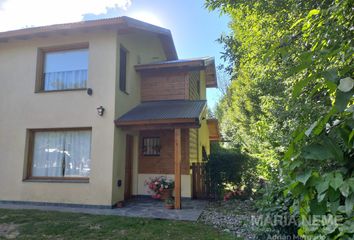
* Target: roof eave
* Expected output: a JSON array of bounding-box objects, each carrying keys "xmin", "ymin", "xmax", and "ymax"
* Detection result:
[
  {"xmin": 206, "ymin": 82, "xmax": 218, "ymax": 88},
  {"xmin": 134, "ymin": 57, "xmax": 216, "ymax": 72},
  {"xmin": 205, "ymin": 58, "xmax": 218, "ymax": 88},
  {"xmin": 0, "ymin": 16, "xmax": 178, "ymax": 60},
  {"xmin": 114, "ymin": 118, "xmax": 201, "ymax": 129}
]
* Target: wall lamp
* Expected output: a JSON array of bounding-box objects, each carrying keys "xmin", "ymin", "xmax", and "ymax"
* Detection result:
[{"xmin": 97, "ymin": 106, "xmax": 105, "ymax": 116}]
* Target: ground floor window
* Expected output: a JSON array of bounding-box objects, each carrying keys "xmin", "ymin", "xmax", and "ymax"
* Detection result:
[{"xmin": 28, "ymin": 128, "xmax": 91, "ymax": 179}]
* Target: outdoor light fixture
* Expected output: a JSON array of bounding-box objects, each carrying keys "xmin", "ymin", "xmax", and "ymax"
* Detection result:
[
  {"xmin": 97, "ymin": 106, "xmax": 105, "ymax": 116},
  {"xmin": 87, "ymin": 88, "xmax": 93, "ymax": 96}
]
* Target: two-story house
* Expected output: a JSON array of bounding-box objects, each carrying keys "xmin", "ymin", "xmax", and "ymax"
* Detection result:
[{"xmin": 0, "ymin": 17, "xmax": 219, "ymax": 209}]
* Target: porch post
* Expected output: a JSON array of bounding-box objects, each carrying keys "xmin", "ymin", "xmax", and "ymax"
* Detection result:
[{"xmin": 174, "ymin": 128, "xmax": 181, "ymax": 209}]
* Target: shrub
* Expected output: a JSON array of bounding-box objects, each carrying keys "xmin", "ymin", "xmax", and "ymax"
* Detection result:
[
  {"xmin": 254, "ymin": 180, "xmax": 299, "ymax": 239},
  {"xmin": 205, "ymin": 143, "xmax": 258, "ymax": 200}
]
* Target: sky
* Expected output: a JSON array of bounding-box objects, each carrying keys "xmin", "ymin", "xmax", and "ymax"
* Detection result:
[{"xmin": 0, "ymin": 0, "xmax": 230, "ymax": 109}]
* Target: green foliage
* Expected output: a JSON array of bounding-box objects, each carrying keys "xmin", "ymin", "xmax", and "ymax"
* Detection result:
[
  {"xmin": 206, "ymin": 0, "xmax": 353, "ymax": 238},
  {"xmin": 205, "ymin": 143, "xmax": 258, "ymax": 199},
  {"xmin": 255, "ymin": 181, "xmax": 299, "ymax": 239}
]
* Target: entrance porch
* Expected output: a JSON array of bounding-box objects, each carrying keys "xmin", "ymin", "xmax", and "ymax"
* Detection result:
[{"xmin": 115, "ymin": 100, "xmax": 207, "ymax": 209}]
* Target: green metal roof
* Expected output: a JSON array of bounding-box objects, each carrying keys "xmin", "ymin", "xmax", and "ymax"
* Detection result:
[{"xmin": 115, "ymin": 100, "xmax": 206, "ymax": 124}]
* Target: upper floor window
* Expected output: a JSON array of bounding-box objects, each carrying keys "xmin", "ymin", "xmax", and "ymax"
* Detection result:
[
  {"xmin": 36, "ymin": 43, "xmax": 89, "ymax": 92},
  {"xmin": 119, "ymin": 46, "xmax": 128, "ymax": 92}
]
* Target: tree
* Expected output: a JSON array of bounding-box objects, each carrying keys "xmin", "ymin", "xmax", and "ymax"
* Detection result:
[{"xmin": 206, "ymin": 0, "xmax": 353, "ymax": 238}]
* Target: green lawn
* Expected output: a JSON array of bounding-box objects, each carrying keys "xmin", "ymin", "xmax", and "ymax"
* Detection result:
[{"xmin": 0, "ymin": 209, "xmax": 240, "ymax": 240}]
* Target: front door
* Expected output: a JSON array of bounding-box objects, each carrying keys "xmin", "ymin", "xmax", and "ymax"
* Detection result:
[{"xmin": 124, "ymin": 135, "xmax": 134, "ymax": 200}]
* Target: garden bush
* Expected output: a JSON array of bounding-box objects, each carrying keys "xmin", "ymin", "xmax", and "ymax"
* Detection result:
[{"xmin": 205, "ymin": 143, "xmax": 258, "ymax": 200}]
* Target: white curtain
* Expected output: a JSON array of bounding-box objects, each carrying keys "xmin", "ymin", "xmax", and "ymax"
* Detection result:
[
  {"xmin": 64, "ymin": 131, "xmax": 91, "ymax": 177},
  {"xmin": 32, "ymin": 130, "xmax": 91, "ymax": 177},
  {"xmin": 44, "ymin": 69, "xmax": 87, "ymax": 91}
]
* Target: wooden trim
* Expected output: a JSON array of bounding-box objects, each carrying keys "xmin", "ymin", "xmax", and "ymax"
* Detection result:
[
  {"xmin": 28, "ymin": 127, "xmax": 92, "ymax": 132},
  {"xmin": 35, "ymin": 48, "xmax": 44, "ymax": 92},
  {"xmin": 24, "ymin": 177, "xmax": 89, "ymax": 183},
  {"xmin": 35, "ymin": 88, "xmax": 88, "ymax": 93},
  {"xmin": 136, "ymin": 65, "xmax": 205, "ymax": 74},
  {"xmin": 39, "ymin": 42, "xmax": 89, "ymax": 52},
  {"xmin": 27, "ymin": 130, "xmax": 35, "ymax": 178},
  {"xmin": 134, "ymin": 58, "xmax": 213, "ymax": 72},
  {"xmin": 0, "ymin": 17, "xmax": 170, "ymax": 40},
  {"xmin": 35, "ymin": 42, "xmax": 89, "ymax": 93},
  {"xmin": 118, "ymin": 123, "xmax": 200, "ymax": 131},
  {"xmin": 115, "ymin": 118, "xmax": 199, "ymax": 126},
  {"xmin": 26, "ymin": 127, "xmax": 92, "ymax": 181},
  {"xmin": 0, "ymin": 17, "xmax": 177, "ymax": 60},
  {"xmin": 174, "ymin": 128, "xmax": 181, "ymax": 209}
]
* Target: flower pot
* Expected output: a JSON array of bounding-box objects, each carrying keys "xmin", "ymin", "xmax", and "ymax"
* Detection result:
[
  {"xmin": 160, "ymin": 189, "xmax": 173, "ymax": 201},
  {"xmin": 116, "ymin": 201, "xmax": 124, "ymax": 208},
  {"xmin": 164, "ymin": 204, "xmax": 174, "ymax": 209}
]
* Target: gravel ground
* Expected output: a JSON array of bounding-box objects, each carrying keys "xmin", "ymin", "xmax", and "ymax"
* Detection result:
[{"xmin": 198, "ymin": 199, "xmax": 259, "ymax": 239}]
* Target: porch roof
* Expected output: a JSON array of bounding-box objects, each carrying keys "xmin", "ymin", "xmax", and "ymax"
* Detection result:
[
  {"xmin": 135, "ymin": 57, "xmax": 218, "ymax": 88},
  {"xmin": 115, "ymin": 100, "xmax": 206, "ymax": 128}
]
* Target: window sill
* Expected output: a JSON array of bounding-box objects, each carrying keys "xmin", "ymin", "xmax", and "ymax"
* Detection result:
[
  {"xmin": 35, "ymin": 88, "xmax": 87, "ymax": 93},
  {"xmin": 23, "ymin": 177, "xmax": 89, "ymax": 183}
]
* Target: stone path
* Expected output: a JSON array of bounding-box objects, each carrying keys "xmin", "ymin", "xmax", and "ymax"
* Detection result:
[
  {"xmin": 198, "ymin": 200, "xmax": 258, "ymax": 239},
  {"xmin": 0, "ymin": 198, "xmax": 207, "ymax": 221}
]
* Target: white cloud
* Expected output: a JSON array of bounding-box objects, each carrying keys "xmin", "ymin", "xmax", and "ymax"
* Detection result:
[{"xmin": 0, "ymin": 0, "xmax": 132, "ymax": 32}]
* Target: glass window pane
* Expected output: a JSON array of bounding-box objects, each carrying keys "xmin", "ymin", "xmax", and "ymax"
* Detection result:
[
  {"xmin": 119, "ymin": 47, "xmax": 127, "ymax": 92},
  {"xmin": 31, "ymin": 130, "xmax": 91, "ymax": 178},
  {"xmin": 64, "ymin": 131, "xmax": 91, "ymax": 177},
  {"xmin": 32, "ymin": 132, "xmax": 65, "ymax": 177},
  {"xmin": 43, "ymin": 49, "xmax": 88, "ymax": 91}
]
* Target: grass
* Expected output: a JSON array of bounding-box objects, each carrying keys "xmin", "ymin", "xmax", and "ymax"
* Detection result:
[{"xmin": 0, "ymin": 209, "xmax": 241, "ymax": 240}]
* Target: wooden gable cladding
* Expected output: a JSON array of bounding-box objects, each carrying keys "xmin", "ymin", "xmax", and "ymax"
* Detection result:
[
  {"xmin": 189, "ymin": 71, "xmax": 200, "ymax": 100},
  {"xmin": 140, "ymin": 71, "xmax": 189, "ymax": 101},
  {"xmin": 189, "ymin": 128, "xmax": 198, "ymax": 163},
  {"xmin": 138, "ymin": 129, "xmax": 190, "ymax": 174},
  {"xmin": 205, "ymin": 64, "xmax": 217, "ymax": 87},
  {"xmin": 207, "ymin": 119, "xmax": 221, "ymax": 141}
]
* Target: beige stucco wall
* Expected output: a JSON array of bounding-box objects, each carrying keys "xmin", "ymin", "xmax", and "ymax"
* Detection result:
[
  {"xmin": 111, "ymin": 32, "xmax": 167, "ymax": 205},
  {"xmin": 198, "ymin": 71, "xmax": 211, "ymax": 160},
  {"xmin": 200, "ymin": 70, "xmax": 207, "ymax": 100},
  {"xmin": 0, "ymin": 29, "xmax": 168, "ymax": 206},
  {"xmin": 0, "ymin": 30, "xmax": 117, "ymax": 206}
]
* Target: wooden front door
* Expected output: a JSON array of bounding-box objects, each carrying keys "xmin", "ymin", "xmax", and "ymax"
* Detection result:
[{"xmin": 124, "ymin": 135, "xmax": 134, "ymax": 200}]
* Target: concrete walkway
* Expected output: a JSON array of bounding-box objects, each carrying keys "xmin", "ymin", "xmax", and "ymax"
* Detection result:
[{"xmin": 0, "ymin": 198, "xmax": 207, "ymax": 221}]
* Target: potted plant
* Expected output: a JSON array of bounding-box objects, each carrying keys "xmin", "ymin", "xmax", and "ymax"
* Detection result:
[
  {"xmin": 144, "ymin": 176, "xmax": 174, "ymax": 200},
  {"xmin": 164, "ymin": 197, "xmax": 174, "ymax": 209}
]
